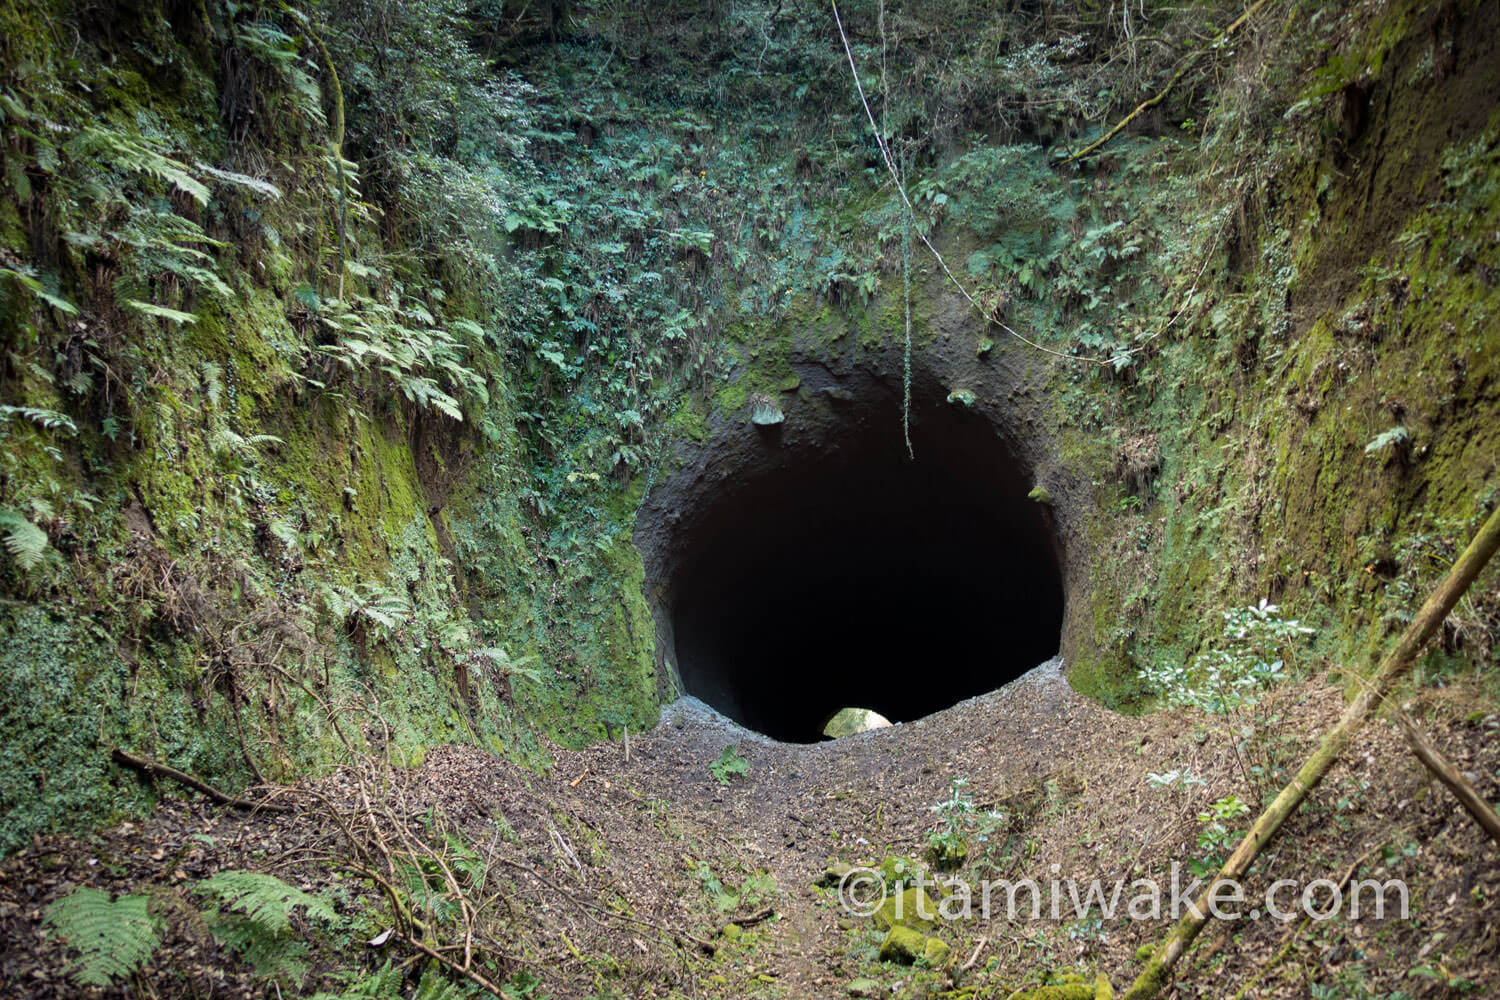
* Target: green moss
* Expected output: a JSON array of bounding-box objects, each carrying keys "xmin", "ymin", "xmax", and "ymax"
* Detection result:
[
  {"xmin": 873, "ymin": 887, "xmax": 940, "ymax": 931},
  {"xmin": 877, "ymin": 925, "xmax": 927, "ymax": 964}
]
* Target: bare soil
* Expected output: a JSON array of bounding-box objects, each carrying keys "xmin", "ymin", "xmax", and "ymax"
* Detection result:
[{"xmin": 2, "ymin": 660, "xmax": 1497, "ymax": 999}]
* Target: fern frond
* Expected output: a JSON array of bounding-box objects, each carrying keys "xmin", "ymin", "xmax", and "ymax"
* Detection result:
[
  {"xmin": 126, "ymin": 299, "xmax": 198, "ymax": 325},
  {"xmin": 0, "ymin": 404, "xmax": 77, "ymax": 434},
  {"xmin": 0, "ymin": 509, "xmax": 50, "ymax": 571},
  {"xmin": 196, "ymin": 870, "xmax": 337, "ymax": 934},
  {"xmin": 194, "ymin": 161, "xmax": 283, "ymax": 200},
  {"xmin": 306, "ymin": 960, "xmax": 405, "ymax": 1000},
  {"xmin": 82, "ymin": 126, "xmax": 210, "ymax": 205},
  {"xmin": 43, "ymin": 887, "xmax": 161, "ymax": 987},
  {"xmin": 412, "ymin": 969, "xmax": 468, "ymax": 1000},
  {"xmin": 0, "ymin": 265, "xmax": 79, "ymax": 315},
  {"xmin": 207, "ymin": 910, "xmax": 310, "ymax": 980}
]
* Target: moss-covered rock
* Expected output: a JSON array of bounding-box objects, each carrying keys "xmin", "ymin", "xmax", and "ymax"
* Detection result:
[
  {"xmin": 873, "ymin": 887, "xmax": 941, "ymax": 931},
  {"xmin": 879, "ymin": 925, "xmax": 928, "ymax": 964}
]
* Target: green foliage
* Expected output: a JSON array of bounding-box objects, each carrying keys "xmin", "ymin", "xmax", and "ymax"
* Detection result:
[
  {"xmin": 1190, "ymin": 795, "xmax": 1250, "ymax": 876},
  {"xmin": 312, "ymin": 289, "xmax": 489, "ymax": 420},
  {"xmin": 693, "ymin": 860, "xmax": 776, "ymax": 914},
  {"xmin": 309, "ymin": 961, "xmax": 470, "ymax": 1000},
  {"xmin": 196, "ymin": 869, "xmax": 338, "ymax": 981},
  {"xmin": 0, "ymin": 509, "xmax": 50, "ymax": 571},
  {"xmin": 197, "ymin": 869, "xmax": 338, "ymax": 934},
  {"xmin": 1143, "ymin": 600, "xmax": 1314, "ymax": 715},
  {"xmin": 709, "ymin": 744, "xmax": 749, "ymax": 786},
  {"xmin": 307, "ymin": 960, "xmax": 406, "ymax": 999},
  {"xmin": 43, "ymin": 887, "xmax": 161, "ymax": 987},
  {"xmin": 0, "ymin": 265, "xmax": 77, "ymax": 315},
  {"xmin": 0, "ymin": 405, "xmax": 78, "ymax": 434},
  {"xmin": 926, "ymin": 776, "xmax": 1004, "ymax": 871}
]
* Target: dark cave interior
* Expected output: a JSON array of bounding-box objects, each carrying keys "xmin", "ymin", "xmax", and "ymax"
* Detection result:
[{"xmin": 668, "ymin": 392, "xmax": 1065, "ymax": 742}]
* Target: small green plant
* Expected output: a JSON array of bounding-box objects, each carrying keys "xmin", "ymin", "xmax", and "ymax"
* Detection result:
[
  {"xmin": 1409, "ymin": 961, "xmax": 1476, "ymax": 992},
  {"xmin": 1144, "ymin": 600, "xmax": 1315, "ymax": 792},
  {"xmin": 1190, "ymin": 795, "xmax": 1250, "ymax": 876},
  {"xmin": 43, "ymin": 887, "xmax": 161, "ymax": 987},
  {"xmin": 710, "ymin": 744, "xmax": 749, "ymax": 785},
  {"xmin": 926, "ymin": 777, "xmax": 1004, "ymax": 871},
  {"xmin": 1364, "ymin": 425, "xmax": 1409, "ymax": 456},
  {"xmin": 1146, "ymin": 768, "xmax": 1205, "ymax": 788},
  {"xmin": 1144, "ymin": 599, "xmax": 1314, "ymax": 715}
]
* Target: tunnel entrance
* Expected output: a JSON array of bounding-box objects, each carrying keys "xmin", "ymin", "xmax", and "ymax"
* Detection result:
[{"xmin": 647, "ymin": 368, "xmax": 1065, "ymax": 743}]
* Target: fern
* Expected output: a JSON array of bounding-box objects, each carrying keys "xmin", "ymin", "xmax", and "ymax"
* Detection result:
[
  {"xmin": 207, "ymin": 910, "xmax": 311, "ymax": 981},
  {"xmin": 413, "ymin": 970, "xmax": 469, "ymax": 1000},
  {"xmin": 0, "ymin": 264, "xmax": 78, "ymax": 315},
  {"xmin": 307, "ymin": 961, "xmax": 405, "ymax": 1000},
  {"xmin": 194, "ymin": 161, "xmax": 283, "ymax": 200},
  {"xmin": 197, "ymin": 870, "xmax": 337, "ymax": 934},
  {"xmin": 197, "ymin": 870, "xmax": 336, "ymax": 982},
  {"xmin": 0, "ymin": 404, "xmax": 77, "ymax": 434},
  {"xmin": 470, "ymin": 647, "xmax": 545, "ymax": 685},
  {"xmin": 0, "ymin": 509, "xmax": 50, "ymax": 571},
  {"xmin": 307, "ymin": 964, "xmax": 467, "ymax": 1000},
  {"xmin": 126, "ymin": 299, "xmax": 199, "ymax": 325},
  {"xmin": 81, "ymin": 125, "xmax": 210, "ymax": 205},
  {"xmin": 43, "ymin": 888, "xmax": 161, "ymax": 987}
]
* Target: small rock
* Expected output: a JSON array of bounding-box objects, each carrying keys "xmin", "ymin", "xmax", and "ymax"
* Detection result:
[
  {"xmin": 847, "ymin": 978, "xmax": 881, "ymax": 997},
  {"xmin": 922, "ymin": 936, "xmax": 950, "ymax": 966},
  {"xmin": 719, "ymin": 923, "xmax": 742, "ymax": 942},
  {"xmin": 815, "ymin": 861, "xmax": 857, "ymax": 888},
  {"xmin": 878, "ymin": 925, "xmax": 927, "ymax": 964}
]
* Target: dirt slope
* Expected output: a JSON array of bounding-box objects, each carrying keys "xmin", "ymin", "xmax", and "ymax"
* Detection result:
[{"xmin": 2, "ymin": 662, "xmax": 1496, "ymax": 998}]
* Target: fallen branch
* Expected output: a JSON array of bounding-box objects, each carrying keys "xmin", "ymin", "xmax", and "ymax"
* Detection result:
[
  {"xmin": 111, "ymin": 748, "xmax": 292, "ymax": 812},
  {"xmin": 727, "ymin": 907, "xmax": 775, "ymax": 927},
  {"xmin": 1123, "ymin": 506, "xmax": 1500, "ymax": 1000},
  {"xmin": 959, "ymin": 935, "xmax": 989, "ymax": 972},
  {"xmin": 1397, "ymin": 710, "xmax": 1500, "ymax": 847},
  {"xmin": 1066, "ymin": 0, "xmax": 1273, "ymax": 163}
]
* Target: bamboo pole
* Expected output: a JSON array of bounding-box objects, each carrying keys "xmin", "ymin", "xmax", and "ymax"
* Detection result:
[
  {"xmin": 1397, "ymin": 710, "xmax": 1500, "ymax": 847},
  {"xmin": 1123, "ymin": 506, "xmax": 1500, "ymax": 1000}
]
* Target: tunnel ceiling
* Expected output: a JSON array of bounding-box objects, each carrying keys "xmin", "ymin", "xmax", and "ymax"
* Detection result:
[{"xmin": 642, "ymin": 366, "xmax": 1065, "ymax": 743}]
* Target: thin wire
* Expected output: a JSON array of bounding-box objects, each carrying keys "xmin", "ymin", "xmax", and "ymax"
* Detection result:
[
  {"xmin": 829, "ymin": 0, "xmax": 1126, "ymax": 368},
  {"xmin": 879, "ymin": 0, "xmax": 914, "ymax": 458}
]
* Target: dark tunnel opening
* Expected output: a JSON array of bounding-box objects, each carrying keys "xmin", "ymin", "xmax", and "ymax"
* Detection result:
[{"xmin": 666, "ymin": 386, "xmax": 1065, "ymax": 743}]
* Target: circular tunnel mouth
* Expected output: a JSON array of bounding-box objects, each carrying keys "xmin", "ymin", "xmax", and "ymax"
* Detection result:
[{"xmin": 661, "ymin": 373, "xmax": 1065, "ymax": 743}]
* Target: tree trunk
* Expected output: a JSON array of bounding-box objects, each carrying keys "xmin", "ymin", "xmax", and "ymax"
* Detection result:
[{"xmin": 1123, "ymin": 506, "xmax": 1500, "ymax": 1000}]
